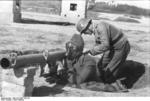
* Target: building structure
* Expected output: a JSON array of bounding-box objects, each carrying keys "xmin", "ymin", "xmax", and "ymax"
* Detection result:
[{"xmin": 61, "ymin": 0, "xmax": 88, "ymax": 23}]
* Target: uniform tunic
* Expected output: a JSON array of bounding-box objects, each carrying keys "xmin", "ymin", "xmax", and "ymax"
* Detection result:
[
  {"xmin": 65, "ymin": 54, "xmax": 100, "ymax": 84},
  {"xmin": 90, "ymin": 21, "xmax": 130, "ymax": 83}
]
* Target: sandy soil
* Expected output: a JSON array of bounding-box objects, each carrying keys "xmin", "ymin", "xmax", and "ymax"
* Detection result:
[{"xmin": 0, "ymin": 12, "xmax": 150, "ymax": 97}]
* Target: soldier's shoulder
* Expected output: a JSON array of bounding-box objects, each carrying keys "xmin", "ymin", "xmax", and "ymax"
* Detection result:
[{"xmin": 82, "ymin": 54, "xmax": 96, "ymax": 64}]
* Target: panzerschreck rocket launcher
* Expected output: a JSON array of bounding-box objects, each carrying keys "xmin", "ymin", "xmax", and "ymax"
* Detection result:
[{"xmin": 0, "ymin": 50, "xmax": 66, "ymax": 69}]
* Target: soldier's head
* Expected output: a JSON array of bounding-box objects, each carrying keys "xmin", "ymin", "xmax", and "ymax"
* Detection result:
[
  {"xmin": 65, "ymin": 34, "xmax": 84, "ymax": 60},
  {"xmin": 76, "ymin": 18, "xmax": 93, "ymax": 35}
]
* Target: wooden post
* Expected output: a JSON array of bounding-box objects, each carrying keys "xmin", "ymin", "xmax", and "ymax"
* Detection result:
[
  {"xmin": 85, "ymin": 0, "xmax": 88, "ymax": 18},
  {"xmin": 13, "ymin": 0, "xmax": 22, "ymax": 22}
]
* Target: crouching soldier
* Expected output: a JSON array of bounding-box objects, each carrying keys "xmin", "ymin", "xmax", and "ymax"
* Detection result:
[
  {"xmin": 58, "ymin": 34, "xmax": 100, "ymax": 87},
  {"xmin": 46, "ymin": 34, "xmax": 126, "ymax": 92},
  {"xmin": 55, "ymin": 34, "xmax": 120, "ymax": 92},
  {"xmin": 76, "ymin": 18, "xmax": 131, "ymax": 92}
]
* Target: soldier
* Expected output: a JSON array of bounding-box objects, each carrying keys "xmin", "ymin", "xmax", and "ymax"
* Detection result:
[
  {"xmin": 46, "ymin": 34, "xmax": 100, "ymax": 87},
  {"xmin": 61, "ymin": 34, "xmax": 100, "ymax": 86},
  {"xmin": 76, "ymin": 18, "xmax": 130, "ymax": 92}
]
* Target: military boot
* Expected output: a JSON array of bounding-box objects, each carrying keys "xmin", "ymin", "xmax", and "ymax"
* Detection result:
[{"xmin": 111, "ymin": 79, "xmax": 129, "ymax": 92}]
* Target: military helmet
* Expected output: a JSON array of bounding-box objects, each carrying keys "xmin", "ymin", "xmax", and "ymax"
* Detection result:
[
  {"xmin": 76, "ymin": 18, "xmax": 92, "ymax": 34},
  {"xmin": 66, "ymin": 34, "xmax": 84, "ymax": 58},
  {"xmin": 70, "ymin": 34, "xmax": 84, "ymax": 52}
]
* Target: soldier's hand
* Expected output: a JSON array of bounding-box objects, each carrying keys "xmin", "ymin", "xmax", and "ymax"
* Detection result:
[
  {"xmin": 58, "ymin": 69, "xmax": 65, "ymax": 76},
  {"xmin": 58, "ymin": 69, "xmax": 68, "ymax": 81},
  {"xmin": 103, "ymin": 67, "xmax": 109, "ymax": 72},
  {"xmin": 46, "ymin": 76, "xmax": 56, "ymax": 84},
  {"xmin": 83, "ymin": 50, "xmax": 91, "ymax": 55}
]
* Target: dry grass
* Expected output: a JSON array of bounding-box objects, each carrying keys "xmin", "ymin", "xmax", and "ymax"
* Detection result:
[
  {"xmin": 114, "ymin": 16, "xmax": 140, "ymax": 23},
  {"xmin": 21, "ymin": 0, "xmax": 61, "ymax": 15}
]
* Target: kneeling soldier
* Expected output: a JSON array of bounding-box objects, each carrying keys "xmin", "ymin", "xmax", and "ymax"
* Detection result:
[{"xmin": 76, "ymin": 18, "xmax": 131, "ymax": 92}]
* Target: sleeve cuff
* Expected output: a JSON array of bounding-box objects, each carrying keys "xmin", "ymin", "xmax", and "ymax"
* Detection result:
[{"xmin": 89, "ymin": 49, "xmax": 95, "ymax": 56}]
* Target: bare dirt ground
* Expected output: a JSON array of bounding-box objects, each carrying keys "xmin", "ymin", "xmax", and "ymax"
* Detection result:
[{"xmin": 0, "ymin": 12, "xmax": 150, "ymax": 96}]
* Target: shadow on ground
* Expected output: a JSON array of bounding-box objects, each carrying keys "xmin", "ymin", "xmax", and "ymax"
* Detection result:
[
  {"xmin": 116, "ymin": 60, "xmax": 149, "ymax": 89},
  {"xmin": 32, "ymin": 85, "xmax": 66, "ymax": 96},
  {"xmin": 20, "ymin": 18, "xmax": 75, "ymax": 26},
  {"xmin": 79, "ymin": 60, "xmax": 149, "ymax": 91},
  {"xmin": 32, "ymin": 60, "xmax": 149, "ymax": 96}
]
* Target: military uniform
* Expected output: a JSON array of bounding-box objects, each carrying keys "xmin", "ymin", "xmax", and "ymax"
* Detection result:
[
  {"xmin": 64, "ymin": 34, "xmax": 100, "ymax": 85},
  {"xmin": 90, "ymin": 21, "xmax": 130, "ymax": 83},
  {"xmin": 65, "ymin": 54, "xmax": 99, "ymax": 84}
]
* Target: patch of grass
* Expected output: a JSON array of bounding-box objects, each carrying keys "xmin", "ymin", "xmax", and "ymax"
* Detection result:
[
  {"xmin": 91, "ymin": 2, "xmax": 150, "ymax": 17},
  {"xmin": 114, "ymin": 17, "xmax": 140, "ymax": 23},
  {"xmin": 129, "ymin": 43, "xmax": 144, "ymax": 57},
  {"xmin": 130, "ymin": 43, "xmax": 143, "ymax": 52},
  {"xmin": 0, "ymin": 40, "xmax": 16, "ymax": 45},
  {"xmin": 124, "ymin": 14, "xmax": 141, "ymax": 19},
  {"xmin": 87, "ymin": 11, "xmax": 111, "ymax": 20},
  {"xmin": 137, "ymin": 39, "xmax": 149, "ymax": 43},
  {"xmin": 21, "ymin": 0, "xmax": 61, "ymax": 15},
  {"xmin": 0, "ymin": 27, "xmax": 12, "ymax": 36},
  {"xmin": 87, "ymin": 11, "xmax": 99, "ymax": 20},
  {"xmin": 27, "ymin": 36, "xmax": 48, "ymax": 44},
  {"xmin": 98, "ymin": 17, "xmax": 111, "ymax": 21}
]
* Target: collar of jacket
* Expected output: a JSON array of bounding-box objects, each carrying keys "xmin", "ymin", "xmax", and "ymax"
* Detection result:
[{"xmin": 71, "ymin": 53, "xmax": 84, "ymax": 66}]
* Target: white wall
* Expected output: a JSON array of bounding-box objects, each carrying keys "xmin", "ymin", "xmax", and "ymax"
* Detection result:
[
  {"xmin": 0, "ymin": 1, "xmax": 13, "ymax": 23},
  {"xmin": 61, "ymin": 0, "xmax": 87, "ymax": 23},
  {"xmin": 0, "ymin": 0, "xmax": 21, "ymax": 23},
  {"xmin": 0, "ymin": 1, "xmax": 13, "ymax": 13}
]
